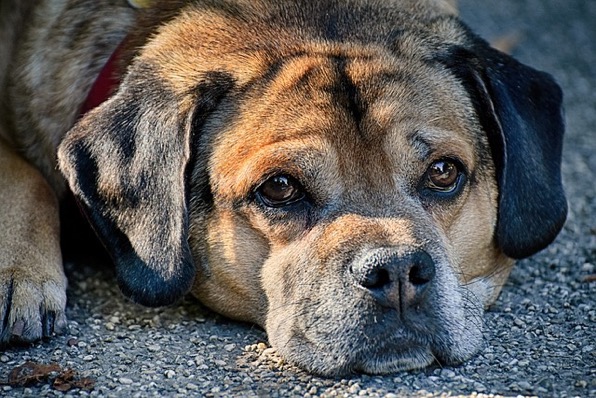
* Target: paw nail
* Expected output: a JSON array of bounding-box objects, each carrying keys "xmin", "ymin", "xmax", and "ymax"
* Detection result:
[{"xmin": 11, "ymin": 320, "xmax": 25, "ymax": 337}]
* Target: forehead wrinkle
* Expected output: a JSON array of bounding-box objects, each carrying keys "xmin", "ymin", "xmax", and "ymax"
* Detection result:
[
  {"xmin": 213, "ymin": 136, "xmax": 337, "ymax": 202},
  {"xmin": 411, "ymin": 128, "xmax": 476, "ymax": 167},
  {"xmin": 266, "ymin": 54, "xmax": 325, "ymax": 95}
]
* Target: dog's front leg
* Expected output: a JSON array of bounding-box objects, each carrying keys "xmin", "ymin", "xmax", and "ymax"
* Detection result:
[{"xmin": 0, "ymin": 139, "xmax": 67, "ymax": 344}]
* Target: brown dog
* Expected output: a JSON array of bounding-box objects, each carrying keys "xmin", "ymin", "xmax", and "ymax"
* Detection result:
[{"xmin": 0, "ymin": 0, "xmax": 566, "ymax": 375}]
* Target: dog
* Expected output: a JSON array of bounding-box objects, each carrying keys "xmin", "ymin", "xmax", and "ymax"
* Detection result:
[{"xmin": 0, "ymin": 0, "xmax": 566, "ymax": 375}]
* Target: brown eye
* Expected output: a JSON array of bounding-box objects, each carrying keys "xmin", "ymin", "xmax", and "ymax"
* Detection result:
[
  {"xmin": 426, "ymin": 160, "xmax": 461, "ymax": 192},
  {"xmin": 256, "ymin": 175, "xmax": 305, "ymax": 207}
]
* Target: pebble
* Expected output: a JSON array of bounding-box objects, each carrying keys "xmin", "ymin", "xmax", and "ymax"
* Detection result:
[
  {"xmin": 164, "ymin": 370, "xmax": 176, "ymax": 378},
  {"xmin": 147, "ymin": 344, "xmax": 160, "ymax": 352},
  {"xmin": 349, "ymin": 383, "xmax": 361, "ymax": 393},
  {"xmin": 518, "ymin": 381, "xmax": 532, "ymax": 391},
  {"xmin": 262, "ymin": 348, "xmax": 277, "ymax": 356},
  {"xmin": 441, "ymin": 369, "xmax": 456, "ymax": 379},
  {"xmin": 119, "ymin": 377, "xmax": 133, "ymax": 385},
  {"xmin": 186, "ymin": 383, "xmax": 199, "ymax": 390}
]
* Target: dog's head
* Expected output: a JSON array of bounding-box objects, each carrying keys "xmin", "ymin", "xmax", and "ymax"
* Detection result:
[{"xmin": 58, "ymin": 0, "xmax": 566, "ymax": 375}]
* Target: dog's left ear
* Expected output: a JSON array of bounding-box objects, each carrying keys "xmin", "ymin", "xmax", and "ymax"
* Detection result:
[
  {"xmin": 58, "ymin": 61, "xmax": 233, "ymax": 306},
  {"xmin": 437, "ymin": 35, "xmax": 567, "ymax": 259}
]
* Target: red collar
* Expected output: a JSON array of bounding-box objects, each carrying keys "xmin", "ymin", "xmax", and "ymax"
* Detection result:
[{"xmin": 79, "ymin": 39, "xmax": 127, "ymax": 116}]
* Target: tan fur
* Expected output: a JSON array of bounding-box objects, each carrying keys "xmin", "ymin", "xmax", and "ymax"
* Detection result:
[{"xmin": 0, "ymin": 137, "xmax": 67, "ymax": 341}]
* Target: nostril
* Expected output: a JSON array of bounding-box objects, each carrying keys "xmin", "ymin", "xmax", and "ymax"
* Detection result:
[
  {"xmin": 408, "ymin": 253, "xmax": 436, "ymax": 286},
  {"xmin": 360, "ymin": 267, "xmax": 391, "ymax": 290}
]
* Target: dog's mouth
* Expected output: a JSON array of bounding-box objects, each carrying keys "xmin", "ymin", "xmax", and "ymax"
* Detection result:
[{"xmin": 267, "ymin": 306, "xmax": 449, "ymax": 376}]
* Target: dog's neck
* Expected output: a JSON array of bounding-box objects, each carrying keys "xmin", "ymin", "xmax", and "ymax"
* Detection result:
[
  {"xmin": 79, "ymin": 1, "xmax": 186, "ymax": 116},
  {"xmin": 79, "ymin": 40, "xmax": 127, "ymax": 116}
]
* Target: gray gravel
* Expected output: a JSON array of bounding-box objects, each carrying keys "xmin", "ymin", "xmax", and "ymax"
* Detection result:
[{"xmin": 1, "ymin": 0, "xmax": 594, "ymax": 397}]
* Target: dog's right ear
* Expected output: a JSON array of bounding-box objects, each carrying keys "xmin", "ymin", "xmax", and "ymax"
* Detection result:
[{"xmin": 58, "ymin": 61, "xmax": 233, "ymax": 307}]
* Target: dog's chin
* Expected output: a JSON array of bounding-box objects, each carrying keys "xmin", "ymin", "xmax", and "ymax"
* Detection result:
[
  {"xmin": 352, "ymin": 351, "xmax": 435, "ymax": 375},
  {"xmin": 272, "ymin": 335, "xmax": 436, "ymax": 376}
]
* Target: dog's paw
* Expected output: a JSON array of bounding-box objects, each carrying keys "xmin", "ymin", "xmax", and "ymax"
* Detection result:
[{"xmin": 0, "ymin": 268, "xmax": 67, "ymax": 344}]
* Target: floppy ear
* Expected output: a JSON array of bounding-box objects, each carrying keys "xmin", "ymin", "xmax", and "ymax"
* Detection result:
[
  {"xmin": 58, "ymin": 61, "xmax": 233, "ymax": 306},
  {"xmin": 438, "ymin": 40, "xmax": 567, "ymax": 259}
]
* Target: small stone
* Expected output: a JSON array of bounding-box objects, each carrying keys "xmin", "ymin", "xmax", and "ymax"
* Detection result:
[
  {"xmin": 257, "ymin": 342, "xmax": 268, "ymax": 351},
  {"xmin": 348, "ymin": 383, "xmax": 360, "ymax": 394},
  {"xmin": 581, "ymin": 263, "xmax": 594, "ymax": 272},
  {"xmin": 518, "ymin": 381, "xmax": 532, "ymax": 390},
  {"xmin": 164, "ymin": 370, "xmax": 176, "ymax": 378},
  {"xmin": 262, "ymin": 348, "xmax": 277, "ymax": 356},
  {"xmin": 224, "ymin": 344, "xmax": 236, "ymax": 352},
  {"xmin": 83, "ymin": 355, "xmax": 94, "ymax": 361},
  {"xmin": 474, "ymin": 383, "xmax": 487, "ymax": 392},
  {"xmin": 119, "ymin": 377, "xmax": 133, "ymax": 384},
  {"xmin": 441, "ymin": 369, "xmax": 456, "ymax": 379},
  {"xmin": 105, "ymin": 323, "xmax": 115, "ymax": 331},
  {"xmin": 0, "ymin": 355, "xmax": 9, "ymax": 363},
  {"xmin": 214, "ymin": 359, "xmax": 227, "ymax": 367},
  {"xmin": 147, "ymin": 344, "xmax": 160, "ymax": 352},
  {"xmin": 186, "ymin": 383, "xmax": 199, "ymax": 390}
]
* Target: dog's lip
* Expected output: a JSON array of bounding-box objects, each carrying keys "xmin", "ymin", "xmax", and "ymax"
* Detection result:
[
  {"xmin": 281, "ymin": 336, "xmax": 435, "ymax": 376},
  {"xmin": 351, "ymin": 347, "xmax": 435, "ymax": 375},
  {"xmin": 273, "ymin": 322, "xmax": 438, "ymax": 376}
]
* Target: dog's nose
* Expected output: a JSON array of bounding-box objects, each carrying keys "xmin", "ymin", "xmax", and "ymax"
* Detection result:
[{"xmin": 350, "ymin": 247, "xmax": 436, "ymax": 309}]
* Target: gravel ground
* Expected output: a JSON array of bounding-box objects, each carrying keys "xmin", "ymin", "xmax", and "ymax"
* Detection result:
[{"xmin": 1, "ymin": 0, "xmax": 594, "ymax": 397}]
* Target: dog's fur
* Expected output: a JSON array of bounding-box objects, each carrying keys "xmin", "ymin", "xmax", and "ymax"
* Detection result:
[{"xmin": 0, "ymin": 0, "xmax": 566, "ymax": 375}]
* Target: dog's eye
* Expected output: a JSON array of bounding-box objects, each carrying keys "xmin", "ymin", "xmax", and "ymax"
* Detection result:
[
  {"xmin": 256, "ymin": 175, "xmax": 305, "ymax": 207},
  {"xmin": 424, "ymin": 159, "xmax": 463, "ymax": 193}
]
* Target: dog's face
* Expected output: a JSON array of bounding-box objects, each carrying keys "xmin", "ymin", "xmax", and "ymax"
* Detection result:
[
  {"xmin": 58, "ymin": 1, "xmax": 566, "ymax": 375},
  {"xmin": 193, "ymin": 48, "xmax": 512, "ymax": 373}
]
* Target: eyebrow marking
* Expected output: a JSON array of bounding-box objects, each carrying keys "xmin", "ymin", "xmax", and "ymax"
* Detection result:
[{"xmin": 408, "ymin": 131, "xmax": 433, "ymax": 160}]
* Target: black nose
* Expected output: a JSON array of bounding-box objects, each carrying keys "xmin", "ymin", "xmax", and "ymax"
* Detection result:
[{"xmin": 350, "ymin": 247, "xmax": 436, "ymax": 309}]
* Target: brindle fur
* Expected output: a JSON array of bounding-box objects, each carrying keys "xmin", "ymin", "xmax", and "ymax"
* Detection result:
[{"xmin": 0, "ymin": 0, "xmax": 565, "ymax": 375}]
